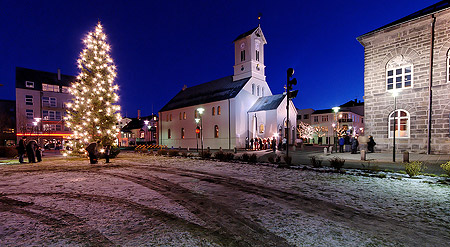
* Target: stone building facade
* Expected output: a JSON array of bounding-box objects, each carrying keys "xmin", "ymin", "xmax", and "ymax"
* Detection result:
[{"xmin": 357, "ymin": 1, "xmax": 450, "ymax": 154}]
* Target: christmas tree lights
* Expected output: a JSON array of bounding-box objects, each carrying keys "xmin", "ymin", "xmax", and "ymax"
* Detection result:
[{"xmin": 66, "ymin": 22, "xmax": 121, "ymax": 154}]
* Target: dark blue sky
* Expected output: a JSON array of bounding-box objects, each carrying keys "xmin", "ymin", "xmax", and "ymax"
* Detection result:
[{"xmin": 0, "ymin": 0, "xmax": 435, "ymax": 117}]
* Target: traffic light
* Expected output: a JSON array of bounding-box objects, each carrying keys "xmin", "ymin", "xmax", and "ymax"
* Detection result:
[
  {"xmin": 287, "ymin": 68, "xmax": 298, "ymax": 99},
  {"xmin": 196, "ymin": 126, "xmax": 200, "ymax": 134}
]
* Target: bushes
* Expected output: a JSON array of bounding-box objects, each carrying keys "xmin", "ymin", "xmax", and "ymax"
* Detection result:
[
  {"xmin": 214, "ymin": 151, "xmax": 234, "ymax": 161},
  {"xmin": 157, "ymin": 149, "xmax": 168, "ymax": 156},
  {"xmin": 283, "ymin": 155, "xmax": 292, "ymax": 165},
  {"xmin": 404, "ymin": 161, "xmax": 426, "ymax": 177},
  {"xmin": 200, "ymin": 150, "xmax": 212, "ymax": 159},
  {"xmin": 329, "ymin": 157, "xmax": 345, "ymax": 171},
  {"xmin": 242, "ymin": 153, "xmax": 250, "ymax": 162},
  {"xmin": 0, "ymin": 146, "xmax": 18, "ymax": 158},
  {"xmin": 249, "ymin": 154, "xmax": 257, "ymax": 163},
  {"xmin": 168, "ymin": 150, "xmax": 179, "ymax": 157},
  {"xmin": 441, "ymin": 161, "xmax": 450, "ymax": 176},
  {"xmin": 310, "ymin": 156, "xmax": 322, "ymax": 168}
]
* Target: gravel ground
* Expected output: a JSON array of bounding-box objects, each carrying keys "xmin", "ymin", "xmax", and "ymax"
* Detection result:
[{"xmin": 0, "ymin": 153, "xmax": 449, "ymax": 246}]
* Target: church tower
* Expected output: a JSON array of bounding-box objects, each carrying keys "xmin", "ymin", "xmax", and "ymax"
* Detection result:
[{"xmin": 232, "ymin": 26, "xmax": 267, "ymax": 82}]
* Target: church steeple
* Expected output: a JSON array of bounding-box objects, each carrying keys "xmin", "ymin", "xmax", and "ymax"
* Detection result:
[{"xmin": 232, "ymin": 26, "xmax": 267, "ymax": 82}]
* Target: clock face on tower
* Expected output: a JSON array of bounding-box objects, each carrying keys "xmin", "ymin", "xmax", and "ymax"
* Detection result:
[
  {"xmin": 240, "ymin": 43, "xmax": 245, "ymax": 49},
  {"xmin": 255, "ymin": 42, "xmax": 260, "ymax": 50}
]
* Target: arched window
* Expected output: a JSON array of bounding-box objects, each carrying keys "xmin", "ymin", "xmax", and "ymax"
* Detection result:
[
  {"xmin": 389, "ymin": 109, "xmax": 410, "ymax": 138},
  {"xmin": 257, "ymin": 85, "xmax": 260, "ymax": 96},
  {"xmin": 212, "ymin": 107, "xmax": 215, "ymax": 116},
  {"xmin": 183, "ymin": 112, "xmax": 186, "ymax": 119},
  {"xmin": 194, "ymin": 110, "xmax": 197, "ymax": 118},
  {"xmin": 252, "ymin": 84, "xmax": 255, "ymax": 95},
  {"xmin": 181, "ymin": 128, "xmax": 185, "ymax": 139},
  {"xmin": 179, "ymin": 112, "xmax": 182, "ymax": 120},
  {"xmin": 262, "ymin": 87, "xmax": 264, "ymax": 97},
  {"xmin": 386, "ymin": 55, "xmax": 413, "ymax": 90},
  {"xmin": 217, "ymin": 106, "xmax": 221, "ymax": 115},
  {"xmin": 168, "ymin": 129, "xmax": 171, "ymax": 139},
  {"xmin": 259, "ymin": 124, "xmax": 264, "ymax": 133},
  {"xmin": 214, "ymin": 125, "xmax": 219, "ymax": 138}
]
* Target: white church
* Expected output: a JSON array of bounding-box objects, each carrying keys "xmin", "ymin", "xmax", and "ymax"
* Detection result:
[{"xmin": 159, "ymin": 26, "xmax": 297, "ymax": 149}]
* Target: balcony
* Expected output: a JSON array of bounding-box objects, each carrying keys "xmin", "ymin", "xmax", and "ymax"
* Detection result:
[{"xmin": 338, "ymin": 118, "xmax": 353, "ymax": 123}]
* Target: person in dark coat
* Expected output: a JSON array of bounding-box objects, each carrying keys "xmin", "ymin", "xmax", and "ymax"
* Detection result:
[
  {"xmin": 86, "ymin": 141, "xmax": 100, "ymax": 164},
  {"xmin": 17, "ymin": 137, "xmax": 26, "ymax": 163},
  {"xmin": 368, "ymin": 136, "xmax": 376, "ymax": 153},
  {"xmin": 250, "ymin": 138, "xmax": 254, "ymax": 150},
  {"xmin": 339, "ymin": 137, "xmax": 345, "ymax": 153},
  {"xmin": 26, "ymin": 140, "xmax": 36, "ymax": 163},
  {"xmin": 105, "ymin": 145, "xmax": 111, "ymax": 163},
  {"xmin": 35, "ymin": 145, "xmax": 42, "ymax": 162},
  {"xmin": 351, "ymin": 136, "xmax": 359, "ymax": 154},
  {"xmin": 272, "ymin": 137, "xmax": 276, "ymax": 152}
]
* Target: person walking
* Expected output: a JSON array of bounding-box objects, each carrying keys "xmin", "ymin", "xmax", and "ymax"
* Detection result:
[
  {"xmin": 272, "ymin": 137, "xmax": 276, "ymax": 152},
  {"xmin": 26, "ymin": 140, "xmax": 36, "ymax": 163},
  {"xmin": 105, "ymin": 145, "xmax": 111, "ymax": 163},
  {"xmin": 86, "ymin": 141, "xmax": 100, "ymax": 164},
  {"xmin": 339, "ymin": 136, "xmax": 345, "ymax": 153},
  {"xmin": 250, "ymin": 138, "xmax": 254, "ymax": 150},
  {"xmin": 351, "ymin": 136, "xmax": 359, "ymax": 154},
  {"xmin": 368, "ymin": 135, "xmax": 376, "ymax": 153},
  {"xmin": 35, "ymin": 145, "xmax": 42, "ymax": 162},
  {"xmin": 17, "ymin": 136, "xmax": 26, "ymax": 163}
]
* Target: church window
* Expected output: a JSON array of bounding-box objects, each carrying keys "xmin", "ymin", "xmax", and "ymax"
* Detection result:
[
  {"xmin": 217, "ymin": 106, "xmax": 221, "ymax": 115},
  {"xmin": 389, "ymin": 109, "xmax": 409, "ymax": 138},
  {"xmin": 241, "ymin": 50, "xmax": 245, "ymax": 62},
  {"xmin": 255, "ymin": 40, "xmax": 260, "ymax": 62},
  {"xmin": 183, "ymin": 112, "xmax": 186, "ymax": 119},
  {"xmin": 168, "ymin": 129, "xmax": 171, "ymax": 139},
  {"xmin": 214, "ymin": 125, "xmax": 219, "ymax": 138},
  {"xmin": 257, "ymin": 85, "xmax": 260, "ymax": 96},
  {"xmin": 252, "ymin": 84, "xmax": 255, "ymax": 95},
  {"xmin": 179, "ymin": 112, "xmax": 182, "ymax": 120},
  {"xmin": 256, "ymin": 51, "xmax": 260, "ymax": 61},
  {"xmin": 170, "ymin": 114, "xmax": 172, "ymax": 121},
  {"xmin": 181, "ymin": 128, "xmax": 185, "ymax": 139},
  {"xmin": 262, "ymin": 87, "xmax": 264, "ymax": 97},
  {"xmin": 386, "ymin": 55, "xmax": 413, "ymax": 90},
  {"xmin": 259, "ymin": 124, "xmax": 264, "ymax": 133},
  {"xmin": 212, "ymin": 107, "xmax": 215, "ymax": 116}
]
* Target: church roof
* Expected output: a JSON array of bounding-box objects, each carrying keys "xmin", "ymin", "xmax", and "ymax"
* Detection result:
[
  {"xmin": 159, "ymin": 75, "xmax": 250, "ymax": 112},
  {"xmin": 358, "ymin": 0, "xmax": 450, "ymax": 39},
  {"xmin": 248, "ymin": 94, "xmax": 286, "ymax": 112},
  {"xmin": 233, "ymin": 26, "xmax": 258, "ymax": 42}
]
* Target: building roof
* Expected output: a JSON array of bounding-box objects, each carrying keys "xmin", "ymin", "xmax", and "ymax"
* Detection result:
[
  {"xmin": 233, "ymin": 27, "xmax": 259, "ymax": 42},
  {"xmin": 121, "ymin": 115, "xmax": 157, "ymax": 131},
  {"xmin": 159, "ymin": 75, "xmax": 250, "ymax": 112},
  {"xmin": 358, "ymin": 0, "xmax": 450, "ymax": 39},
  {"xmin": 248, "ymin": 94, "xmax": 285, "ymax": 112},
  {"xmin": 339, "ymin": 99, "xmax": 364, "ymax": 107},
  {"xmin": 15, "ymin": 67, "xmax": 76, "ymax": 90}
]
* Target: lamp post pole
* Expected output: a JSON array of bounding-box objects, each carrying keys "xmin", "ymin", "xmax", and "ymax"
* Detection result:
[
  {"xmin": 195, "ymin": 118, "xmax": 200, "ymax": 153},
  {"xmin": 197, "ymin": 108, "xmax": 205, "ymax": 154},
  {"xmin": 144, "ymin": 120, "xmax": 149, "ymax": 145},
  {"xmin": 332, "ymin": 107, "xmax": 340, "ymax": 153}
]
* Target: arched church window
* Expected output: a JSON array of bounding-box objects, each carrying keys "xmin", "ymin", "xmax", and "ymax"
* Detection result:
[
  {"xmin": 217, "ymin": 106, "xmax": 221, "ymax": 115},
  {"xmin": 212, "ymin": 107, "xmax": 215, "ymax": 116},
  {"xmin": 386, "ymin": 55, "xmax": 413, "ymax": 90},
  {"xmin": 214, "ymin": 125, "xmax": 219, "ymax": 138},
  {"xmin": 259, "ymin": 124, "xmax": 264, "ymax": 133},
  {"xmin": 255, "ymin": 40, "xmax": 260, "ymax": 62},
  {"xmin": 262, "ymin": 87, "xmax": 264, "ymax": 97},
  {"xmin": 168, "ymin": 129, "xmax": 171, "ymax": 139},
  {"xmin": 389, "ymin": 109, "xmax": 410, "ymax": 138},
  {"xmin": 252, "ymin": 84, "xmax": 255, "ymax": 95},
  {"xmin": 257, "ymin": 85, "xmax": 260, "ymax": 96}
]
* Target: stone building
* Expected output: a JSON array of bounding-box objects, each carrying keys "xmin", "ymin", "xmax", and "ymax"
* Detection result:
[
  {"xmin": 357, "ymin": 1, "xmax": 450, "ymax": 154},
  {"xmin": 159, "ymin": 26, "xmax": 297, "ymax": 150}
]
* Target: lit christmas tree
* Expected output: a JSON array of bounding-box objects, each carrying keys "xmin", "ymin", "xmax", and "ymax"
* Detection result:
[{"xmin": 65, "ymin": 22, "xmax": 121, "ymax": 154}]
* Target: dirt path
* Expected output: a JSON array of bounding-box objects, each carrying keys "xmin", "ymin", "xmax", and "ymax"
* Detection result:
[{"xmin": 0, "ymin": 154, "xmax": 449, "ymax": 246}]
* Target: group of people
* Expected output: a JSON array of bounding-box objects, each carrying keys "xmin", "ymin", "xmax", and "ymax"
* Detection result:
[
  {"xmin": 338, "ymin": 135, "xmax": 376, "ymax": 154},
  {"xmin": 17, "ymin": 137, "xmax": 42, "ymax": 163},
  {"xmin": 247, "ymin": 137, "xmax": 282, "ymax": 152},
  {"xmin": 85, "ymin": 141, "xmax": 112, "ymax": 164}
]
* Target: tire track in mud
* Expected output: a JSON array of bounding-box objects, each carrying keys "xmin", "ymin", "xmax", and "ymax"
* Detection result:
[
  {"xmin": 1, "ymin": 192, "xmax": 235, "ymax": 246},
  {"xmin": 97, "ymin": 171, "xmax": 292, "ymax": 247},
  {"xmin": 119, "ymin": 164, "xmax": 450, "ymax": 246},
  {"xmin": 0, "ymin": 196, "xmax": 114, "ymax": 246}
]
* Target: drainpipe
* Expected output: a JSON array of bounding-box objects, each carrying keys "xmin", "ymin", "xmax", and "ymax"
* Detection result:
[
  {"xmin": 427, "ymin": 14, "xmax": 435, "ymax": 155},
  {"xmin": 228, "ymin": 99, "xmax": 231, "ymax": 150}
]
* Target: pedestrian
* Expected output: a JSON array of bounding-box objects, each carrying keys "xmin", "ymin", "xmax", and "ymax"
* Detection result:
[
  {"xmin": 368, "ymin": 135, "xmax": 376, "ymax": 153},
  {"xmin": 339, "ymin": 136, "xmax": 345, "ymax": 153},
  {"xmin": 85, "ymin": 141, "xmax": 100, "ymax": 164},
  {"xmin": 17, "ymin": 136, "xmax": 26, "ymax": 163},
  {"xmin": 272, "ymin": 137, "xmax": 276, "ymax": 152},
  {"xmin": 35, "ymin": 144, "xmax": 42, "ymax": 162},
  {"xmin": 250, "ymin": 138, "xmax": 254, "ymax": 150},
  {"xmin": 245, "ymin": 137, "xmax": 249, "ymax": 150},
  {"xmin": 26, "ymin": 140, "xmax": 36, "ymax": 163},
  {"xmin": 105, "ymin": 145, "xmax": 111, "ymax": 163},
  {"xmin": 259, "ymin": 138, "xmax": 263, "ymax": 150},
  {"xmin": 351, "ymin": 136, "xmax": 359, "ymax": 154},
  {"xmin": 282, "ymin": 137, "xmax": 287, "ymax": 151}
]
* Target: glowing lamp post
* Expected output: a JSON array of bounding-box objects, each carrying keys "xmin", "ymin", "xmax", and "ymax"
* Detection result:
[
  {"xmin": 144, "ymin": 120, "xmax": 149, "ymax": 145},
  {"xmin": 195, "ymin": 118, "xmax": 200, "ymax": 152},
  {"xmin": 197, "ymin": 108, "xmax": 205, "ymax": 154},
  {"xmin": 332, "ymin": 107, "xmax": 340, "ymax": 152}
]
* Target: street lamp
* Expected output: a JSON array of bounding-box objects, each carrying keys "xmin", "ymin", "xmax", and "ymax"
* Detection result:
[
  {"xmin": 144, "ymin": 120, "xmax": 149, "ymax": 145},
  {"xmin": 195, "ymin": 118, "xmax": 200, "ymax": 152},
  {"xmin": 196, "ymin": 107, "xmax": 205, "ymax": 154},
  {"xmin": 34, "ymin": 117, "xmax": 41, "ymax": 145},
  {"xmin": 392, "ymin": 89, "xmax": 401, "ymax": 162},
  {"xmin": 332, "ymin": 107, "xmax": 340, "ymax": 152}
]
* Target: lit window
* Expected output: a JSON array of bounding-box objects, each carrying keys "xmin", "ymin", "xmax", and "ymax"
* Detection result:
[
  {"xmin": 386, "ymin": 55, "xmax": 413, "ymax": 90},
  {"xmin": 61, "ymin": 86, "xmax": 70, "ymax": 93},
  {"xmin": 25, "ymin": 81, "xmax": 34, "ymax": 88},
  {"xmin": 241, "ymin": 50, "xmax": 245, "ymax": 62},
  {"xmin": 43, "ymin": 97, "xmax": 57, "ymax": 107},
  {"xmin": 168, "ymin": 129, "xmax": 171, "ymax": 139},
  {"xmin": 183, "ymin": 112, "xmax": 186, "ymax": 119},
  {"xmin": 194, "ymin": 110, "xmax": 197, "ymax": 118},
  {"xmin": 214, "ymin": 125, "xmax": 219, "ymax": 138},
  {"xmin": 179, "ymin": 112, "xmax": 182, "ymax": 120},
  {"xmin": 212, "ymin": 107, "xmax": 215, "ymax": 116},
  {"xmin": 25, "ymin": 95, "xmax": 33, "ymax": 105},
  {"xmin": 181, "ymin": 128, "xmax": 185, "ymax": 139},
  {"xmin": 389, "ymin": 110, "xmax": 409, "ymax": 138},
  {"xmin": 217, "ymin": 106, "xmax": 221, "ymax": 115},
  {"xmin": 26, "ymin": 109, "xmax": 33, "ymax": 119},
  {"xmin": 259, "ymin": 124, "xmax": 264, "ymax": 133}
]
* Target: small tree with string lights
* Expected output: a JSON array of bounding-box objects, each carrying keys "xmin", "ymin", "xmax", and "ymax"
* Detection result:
[{"xmin": 65, "ymin": 22, "xmax": 121, "ymax": 155}]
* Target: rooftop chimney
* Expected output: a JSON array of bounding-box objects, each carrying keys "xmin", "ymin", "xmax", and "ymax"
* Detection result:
[
  {"xmin": 137, "ymin": 110, "xmax": 141, "ymax": 119},
  {"xmin": 57, "ymin": 68, "xmax": 61, "ymax": 81}
]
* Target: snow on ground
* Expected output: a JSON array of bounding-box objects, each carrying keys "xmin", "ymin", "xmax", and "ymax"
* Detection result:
[{"xmin": 0, "ymin": 153, "xmax": 449, "ymax": 246}]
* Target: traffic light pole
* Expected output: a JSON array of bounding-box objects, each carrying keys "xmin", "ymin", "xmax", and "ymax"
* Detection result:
[{"xmin": 286, "ymin": 75, "xmax": 290, "ymax": 160}]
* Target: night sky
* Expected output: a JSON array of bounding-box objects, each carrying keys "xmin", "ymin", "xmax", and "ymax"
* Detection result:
[{"xmin": 0, "ymin": 0, "xmax": 435, "ymax": 117}]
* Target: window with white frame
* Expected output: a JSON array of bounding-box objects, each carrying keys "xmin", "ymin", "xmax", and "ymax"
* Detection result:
[
  {"xmin": 42, "ymin": 83, "xmax": 60, "ymax": 92},
  {"xmin": 313, "ymin": 116, "xmax": 319, "ymax": 122},
  {"xmin": 43, "ymin": 110, "xmax": 61, "ymax": 120},
  {"xmin": 26, "ymin": 109, "xmax": 33, "ymax": 119},
  {"xmin": 321, "ymin": 115, "xmax": 328, "ymax": 122},
  {"xmin": 25, "ymin": 95, "xmax": 33, "ymax": 105},
  {"xmin": 61, "ymin": 86, "xmax": 70, "ymax": 93},
  {"xmin": 43, "ymin": 97, "xmax": 57, "ymax": 107},
  {"xmin": 389, "ymin": 109, "xmax": 410, "ymax": 138},
  {"xmin": 386, "ymin": 55, "xmax": 413, "ymax": 90},
  {"xmin": 25, "ymin": 81, "xmax": 34, "ymax": 88}
]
